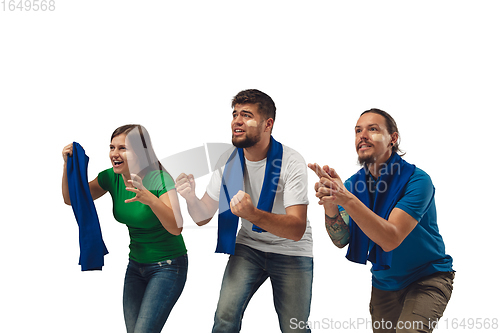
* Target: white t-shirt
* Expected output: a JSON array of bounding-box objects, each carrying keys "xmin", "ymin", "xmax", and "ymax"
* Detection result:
[{"xmin": 206, "ymin": 144, "xmax": 313, "ymax": 257}]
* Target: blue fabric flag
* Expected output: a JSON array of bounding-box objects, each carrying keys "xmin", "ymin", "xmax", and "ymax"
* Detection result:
[
  {"xmin": 346, "ymin": 153, "xmax": 415, "ymax": 270},
  {"xmin": 67, "ymin": 142, "xmax": 108, "ymax": 271},
  {"xmin": 215, "ymin": 136, "xmax": 283, "ymax": 255}
]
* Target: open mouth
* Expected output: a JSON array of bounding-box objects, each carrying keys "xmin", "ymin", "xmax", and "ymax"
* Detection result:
[
  {"xmin": 113, "ymin": 161, "xmax": 124, "ymax": 166},
  {"xmin": 233, "ymin": 128, "xmax": 245, "ymax": 136},
  {"xmin": 358, "ymin": 142, "xmax": 372, "ymax": 151}
]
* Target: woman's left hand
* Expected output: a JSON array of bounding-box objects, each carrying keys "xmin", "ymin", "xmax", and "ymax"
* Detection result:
[{"xmin": 125, "ymin": 174, "xmax": 156, "ymax": 205}]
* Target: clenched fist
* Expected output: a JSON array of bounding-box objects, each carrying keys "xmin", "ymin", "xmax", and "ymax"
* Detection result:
[
  {"xmin": 230, "ymin": 190, "xmax": 257, "ymax": 221},
  {"xmin": 175, "ymin": 173, "xmax": 196, "ymax": 200},
  {"xmin": 62, "ymin": 143, "xmax": 73, "ymax": 163}
]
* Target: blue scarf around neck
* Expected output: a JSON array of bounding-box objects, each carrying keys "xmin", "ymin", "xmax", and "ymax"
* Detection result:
[
  {"xmin": 215, "ymin": 136, "xmax": 283, "ymax": 255},
  {"xmin": 345, "ymin": 153, "xmax": 415, "ymax": 270},
  {"xmin": 67, "ymin": 142, "xmax": 109, "ymax": 271}
]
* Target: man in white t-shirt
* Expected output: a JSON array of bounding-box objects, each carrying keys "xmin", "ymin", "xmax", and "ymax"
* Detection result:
[{"xmin": 176, "ymin": 89, "xmax": 313, "ymax": 333}]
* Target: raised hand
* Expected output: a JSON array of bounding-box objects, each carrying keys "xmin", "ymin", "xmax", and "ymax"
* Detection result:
[
  {"xmin": 62, "ymin": 143, "xmax": 73, "ymax": 162},
  {"xmin": 308, "ymin": 163, "xmax": 349, "ymax": 206},
  {"xmin": 175, "ymin": 173, "xmax": 196, "ymax": 200},
  {"xmin": 230, "ymin": 190, "xmax": 257, "ymax": 220},
  {"xmin": 125, "ymin": 174, "xmax": 156, "ymax": 205}
]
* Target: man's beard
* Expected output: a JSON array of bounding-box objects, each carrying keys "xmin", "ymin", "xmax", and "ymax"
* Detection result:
[
  {"xmin": 232, "ymin": 132, "xmax": 261, "ymax": 148},
  {"xmin": 357, "ymin": 152, "xmax": 377, "ymax": 166}
]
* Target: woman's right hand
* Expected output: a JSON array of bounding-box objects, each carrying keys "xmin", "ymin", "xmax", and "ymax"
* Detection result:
[{"xmin": 62, "ymin": 143, "xmax": 73, "ymax": 163}]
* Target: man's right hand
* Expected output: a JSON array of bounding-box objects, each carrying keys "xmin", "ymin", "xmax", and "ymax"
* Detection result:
[{"xmin": 175, "ymin": 173, "xmax": 196, "ymax": 200}]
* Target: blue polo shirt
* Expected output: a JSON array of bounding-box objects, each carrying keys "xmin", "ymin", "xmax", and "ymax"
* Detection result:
[{"xmin": 341, "ymin": 168, "xmax": 453, "ymax": 291}]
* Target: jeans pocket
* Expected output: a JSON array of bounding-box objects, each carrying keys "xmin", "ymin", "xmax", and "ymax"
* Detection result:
[
  {"xmin": 158, "ymin": 254, "xmax": 188, "ymax": 266},
  {"xmin": 156, "ymin": 255, "xmax": 188, "ymax": 278},
  {"xmin": 158, "ymin": 259, "xmax": 173, "ymax": 267}
]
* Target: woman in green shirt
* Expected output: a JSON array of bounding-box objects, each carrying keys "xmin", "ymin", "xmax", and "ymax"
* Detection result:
[{"xmin": 62, "ymin": 124, "xmax": 187, "ymax": 333}]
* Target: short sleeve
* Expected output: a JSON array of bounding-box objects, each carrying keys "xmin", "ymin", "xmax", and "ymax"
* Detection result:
[
  {"xmin": 206, "ymin": 166, "xmax": 222, "ymax": 202},
  {"xmin": 145, "ymin": 170, "xmax": 176, "ymax": 197},
  {"xmin": 97, "ymin": 168, "xmax": 113, "ymax": 192},
  {"xmin": 282, "ymin": 147, "xmax": 309, "ymax": 208},
  {"xmin": 395, "ymin": 168, "xmax": 435, "ymax": 222},
  {"xmin": 206, "ymin": 148, "xmax": 234, "ymax": 202}
]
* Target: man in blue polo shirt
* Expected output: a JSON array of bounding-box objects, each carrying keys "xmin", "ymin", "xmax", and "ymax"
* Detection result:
[{"xmin": 309, "ymin": 109, "xmax": 454, "ymax": 333}]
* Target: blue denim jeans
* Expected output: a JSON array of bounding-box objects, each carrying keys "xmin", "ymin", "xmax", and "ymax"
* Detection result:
[
  {"xmin": 212, "ymin": 244, "xmax": 313, "ymax": 333},
  {"xmin": 123, "ymin": 254, "xmax": 188, "ymax": 333}
]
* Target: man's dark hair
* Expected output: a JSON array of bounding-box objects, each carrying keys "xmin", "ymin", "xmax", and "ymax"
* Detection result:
[
  {"xmin": 231, "ymin": 89, "xmax": 276, "ymax": 122},
  {"xmin": 360, "ymin": 108, "xmax": 405, "ymax": 156}
]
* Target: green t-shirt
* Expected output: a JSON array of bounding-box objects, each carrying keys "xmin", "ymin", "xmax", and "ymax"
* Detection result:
[{"xmin": 97, "ymin": 168, "xmax": 187, "ymax": 263}]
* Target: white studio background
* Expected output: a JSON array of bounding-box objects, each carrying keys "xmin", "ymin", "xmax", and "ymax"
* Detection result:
[{"xmin": 1, "ymin": 1, "xmax": 498, "ymax": 332}]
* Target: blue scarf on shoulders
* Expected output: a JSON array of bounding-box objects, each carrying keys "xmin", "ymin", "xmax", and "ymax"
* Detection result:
[
  {"xmin": 67, "ymin": 142, "xmax": 109, "ymax": 271},
  {"xmin": 346, "ymin": 153, "xmax": 415, "ymax": 271},
  {"xmin": 215, "ymin": 136, "xmax": 283, "ymax": 255}
]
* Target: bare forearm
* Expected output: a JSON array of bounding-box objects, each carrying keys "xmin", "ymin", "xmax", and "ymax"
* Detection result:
[
  {"xmin": 342, "ymin": 196, "xmax": 398, "ymax": 252},
  {"xmin": 62, "ymin": 163, "xmax": 71, "ymax": 205},
  {"xmin": 185, "ymin": 196, "xmax": 214, "ymax": 226},
  {"xmin": 325, "ymin": 211, "xmax": 350, "ymax": 248},
  {"xmin": 247, "ymin": 209, "xmax": 306, "ymax": 241},
  {"xmin": 149, "ymin": 199, "xmax": 183, "ymax": 235},
  {"xmin": 309, "ymin": 162, "xmax": 413, "ymax": 252}
]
